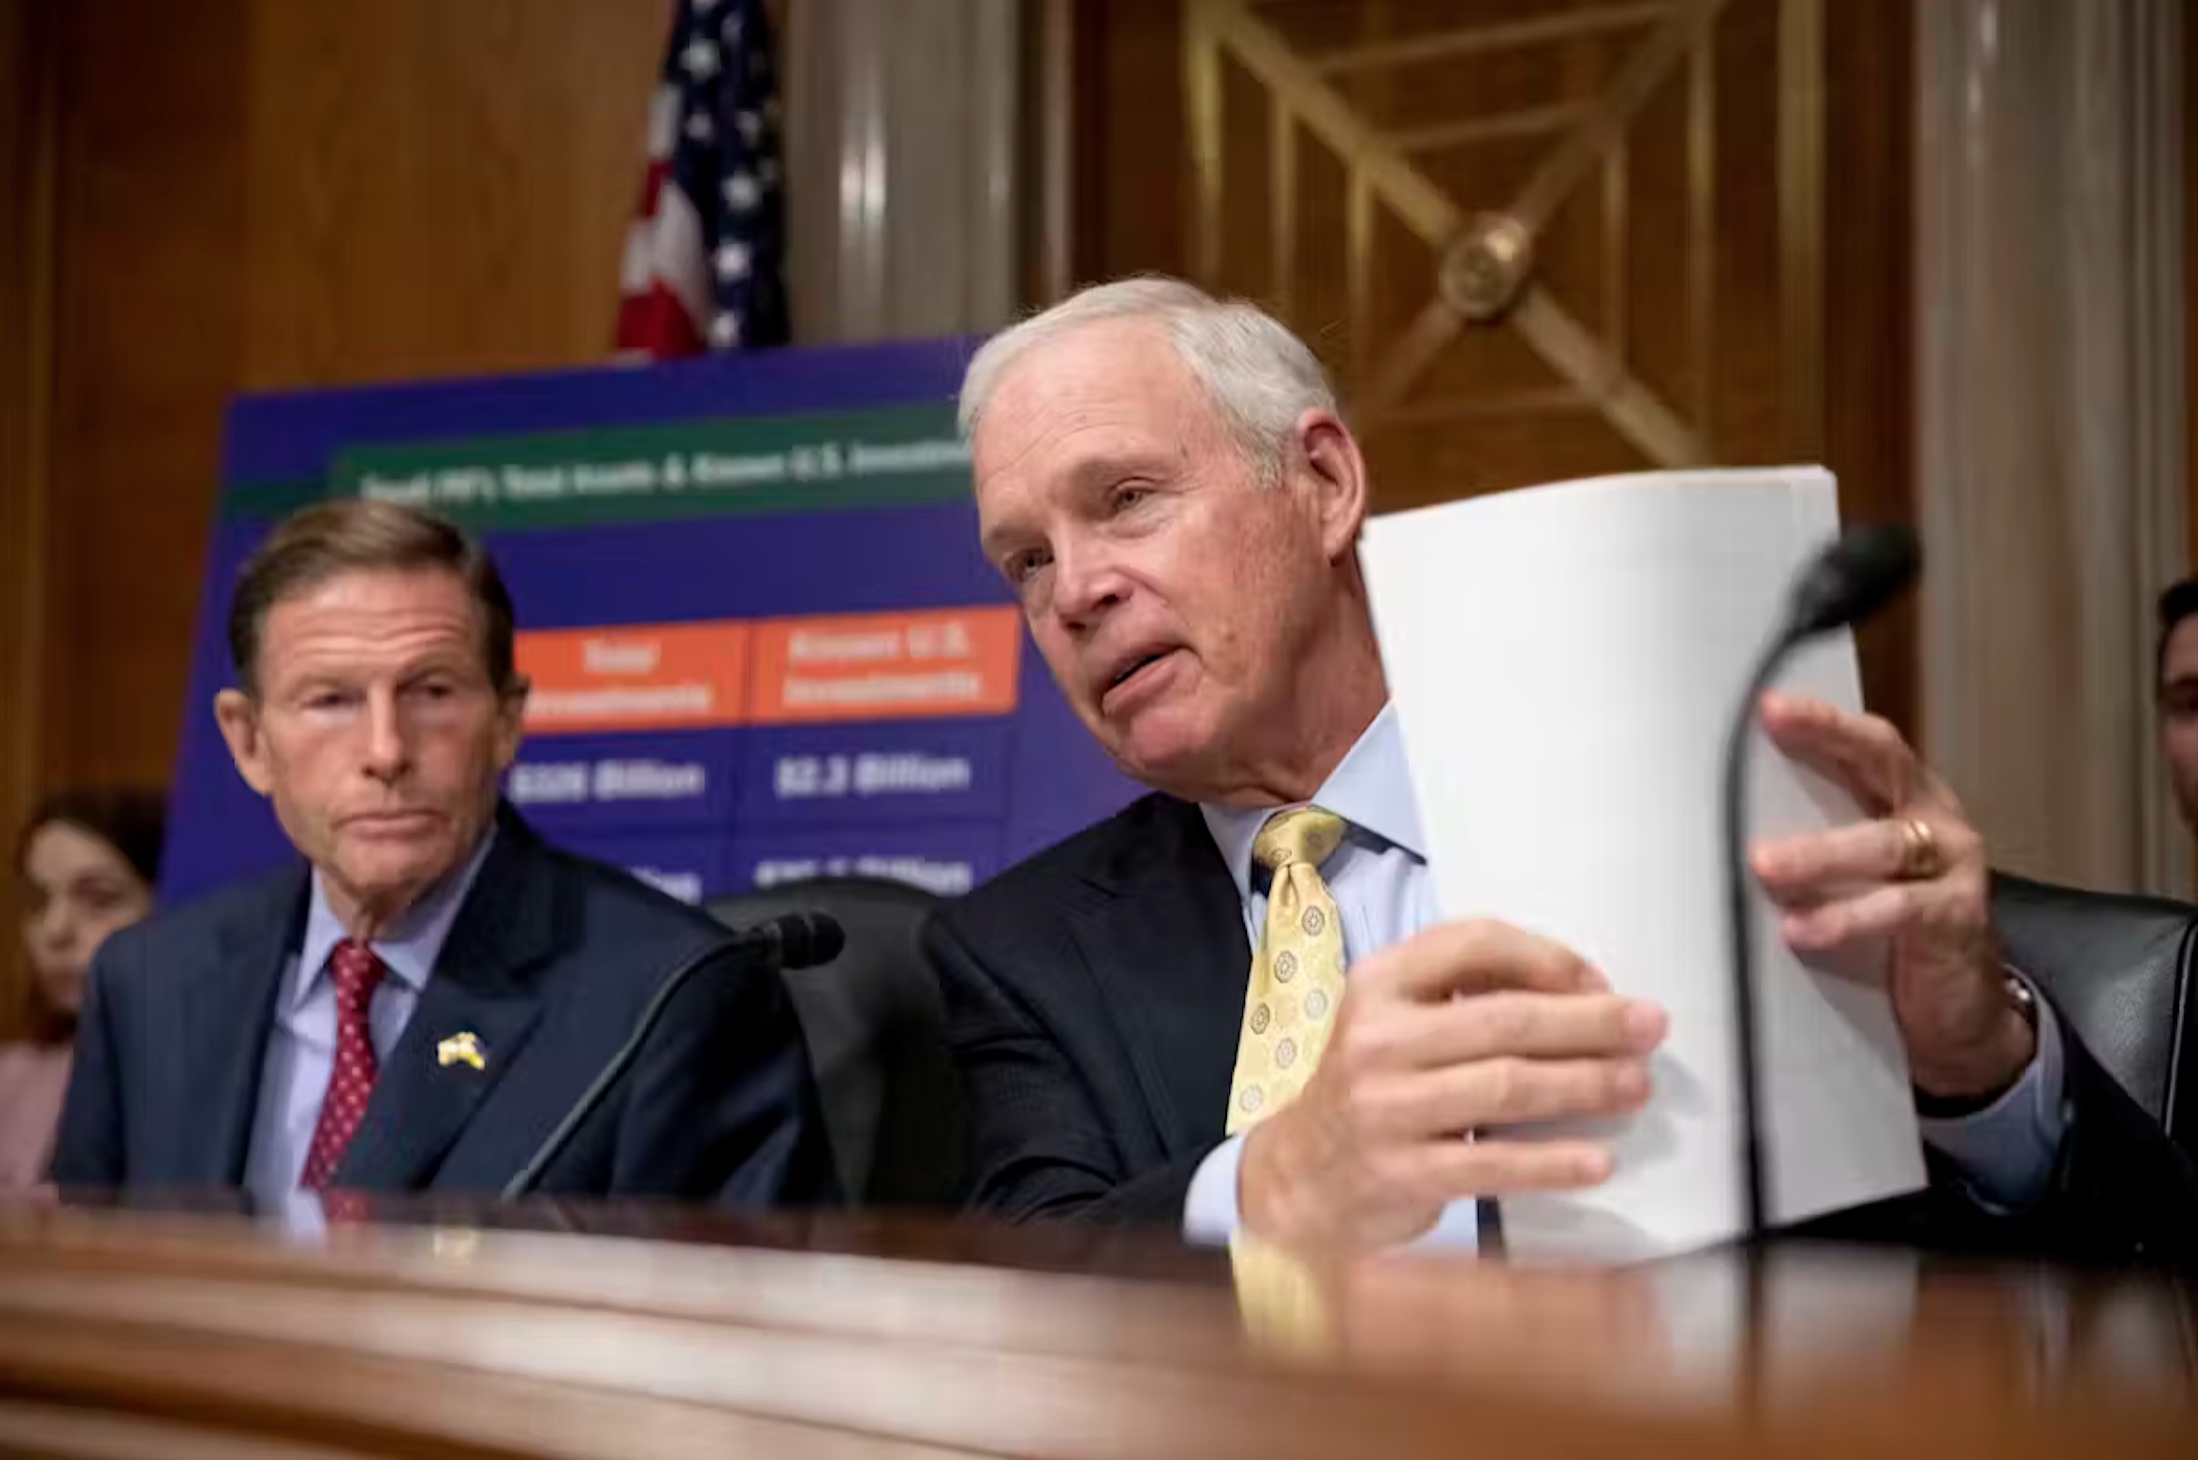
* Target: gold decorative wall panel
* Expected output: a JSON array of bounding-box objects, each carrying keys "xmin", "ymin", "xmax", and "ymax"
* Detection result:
[{"xmin": 1185, "ymin": 0, "xmax": 1822, "ymax": 509}]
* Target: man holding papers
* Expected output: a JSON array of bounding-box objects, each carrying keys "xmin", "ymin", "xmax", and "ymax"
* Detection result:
[{"xmin": 928, "ymin": 276, "xmax": 2198, "ymax": 1259}]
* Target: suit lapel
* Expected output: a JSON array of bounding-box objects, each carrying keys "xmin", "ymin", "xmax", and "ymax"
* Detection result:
[
  {"xmin": 332, "ymin": 818, "xmax": 564, "ymax": 1190},
  {"xmin": 174, "ymin": 867, "xmax": 307, "ymax": 1185},
  {"xmin": 1063, "ymin": 797, "xmax": 1251, "ymax": 1156}
]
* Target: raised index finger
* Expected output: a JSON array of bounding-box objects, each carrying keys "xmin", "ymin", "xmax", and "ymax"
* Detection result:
[{"xmin": 1357, "ymin": 918, "xmax": 1602, "ymax": 1004}]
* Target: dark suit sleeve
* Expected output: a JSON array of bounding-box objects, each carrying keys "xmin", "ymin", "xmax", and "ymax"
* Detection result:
[
  {"xmin": 928, "ymin": 915, "xmax": 1211, "ymax": 1227},
  {"xmin": 47, "ymin": 937, "xmax": 129, "ymax": 1187},
  {"xmin": 610, "ymin": 940, "xmax": 841, "ymax": 1206},
  {"xmin": 1987, "ymin": 1000, "xmax": 2198, "ymax": 1265},
  {"xmin": 1808, "ymin": 995, "xmax": 2198, "ymax": 1267}
]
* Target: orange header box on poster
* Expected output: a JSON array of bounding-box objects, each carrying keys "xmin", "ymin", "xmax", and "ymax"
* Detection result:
[
  {"xmin": 749, "ymin": 605, "xmax": 1022, "ymax": 724},
  {"xmin": 516, "ymin": 621, "xmax": 752, "ymax": 734}
]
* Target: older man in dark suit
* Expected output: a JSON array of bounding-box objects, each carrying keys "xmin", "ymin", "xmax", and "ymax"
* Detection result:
[
  {"xmin": 51, "ymin": 500, "xmax": 836, "ymax": 1206},
  {"xmin": 929, "ymin": 276, "xmax": 2198, "ymax": 1260}
]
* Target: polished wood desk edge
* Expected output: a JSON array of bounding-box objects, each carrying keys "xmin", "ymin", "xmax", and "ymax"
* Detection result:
[
  {"xmin": 0, "ymin": 1204, "xmax": 1256, "ymax": 1372},
  {"xmin": 6, "ymin": 1298, "xmax": 2189, "ymax": 1460},
  {"xmin": 0, "ymin": 1204, "xmax": 2193, "ymax": 1460}
]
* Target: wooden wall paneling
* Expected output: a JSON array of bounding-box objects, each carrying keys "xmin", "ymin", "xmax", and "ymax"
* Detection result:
[
  {"xmin": 22, "ymin": 0, "xmax": 671, "ymax": 840},
  {"xmin": 1821, "ymin": 0, "xmax": 1914, "ymax": 735},
  {"xmin": 0, "ymin": 0, "xmax": 60, "ymax": 1041},
  {"xmin": 1349, "ymin": 11, "xmax": 1642, "ymax": 504},
  {"xmin": 1614, "ymin": 18, "xmax": 1699, "ymax": 455},
  {"xmin": 238, "ymin": 0, "xmax": 668, "ymax": 390},
  {"xmin": 39, "ymin": 0, "xmax": 252, "ymax": 790},
  {"xmin": 1181, "ymin": 3, "xmax": 1798, "ymax": 507},
  {"xmin": 1707, "ymin": 0, "xmax": 1784, "ymax": 463},
  {"xmin": 1072, "ymin": 0, "xmax": 1187, "ymax": 284},
  {"xmin": 1076, "ymin": 0, "xmax": 1914, "ymax": 726},
  {"xmin": 0, "ymin": 0, "xmax": 814, "ymax": 993}
]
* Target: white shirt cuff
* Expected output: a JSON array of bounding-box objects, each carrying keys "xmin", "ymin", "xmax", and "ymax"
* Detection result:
[
  {"xmin": 1182, "ymin": 1130, "xmax": 1484, "ymax": 1251},
  {"xmin": 1915, "ymin": 987, "xmax": 2068, "ymax": 1211},
  {"xmin": 1184, "ymin": 1133, "xmax": 1247, "ymax": 1245},
  {"xmin": 1193, "ymin": 994, "xmax": 2068, "ymax": 1241}
]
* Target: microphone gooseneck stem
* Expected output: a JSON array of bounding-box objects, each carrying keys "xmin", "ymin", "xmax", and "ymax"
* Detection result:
[
  {"xmin": 1723, "ymin": 626, "xmax": 1799, "ymax": 1240},
  {"xmin": 499, "ymin": 942, "xmax": 723, "ymax": 1200},
  {"xmin": 498, "ymin": 911, "xmax": 843, "ymax": 1200},
  {"xmin": 1722, "ymin": 522, "xmax": 1919, "ymax": 1244}
]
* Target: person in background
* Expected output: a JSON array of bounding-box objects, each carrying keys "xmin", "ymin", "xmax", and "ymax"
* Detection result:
[
  {"xmin": 2155, "ymin": 576, "xmax": 2198, "ymax": 834},
  {"xmin": 3, "ymin": 790, "xmax": 163, "ymax": 1186}
]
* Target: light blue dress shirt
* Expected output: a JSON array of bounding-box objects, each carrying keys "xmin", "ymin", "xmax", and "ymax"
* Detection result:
[
  {"xmin": 1182, "ymin": 704, "xmax": 2067, "ymax": 1247},
  {"xmin": 243, "ymin": 831, "xmax": 497, "ymax": 1210}
]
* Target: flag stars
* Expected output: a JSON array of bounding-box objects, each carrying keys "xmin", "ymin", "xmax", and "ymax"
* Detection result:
[
  {"xmin": 623, "ymin": 0, "xmax": 783, "ymax": 358},
  {"xmin": 681, "ymin": 36, "xmax": 720, "ymax": 80}
]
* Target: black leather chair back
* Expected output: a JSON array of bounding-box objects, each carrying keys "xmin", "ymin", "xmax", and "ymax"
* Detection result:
[
  {"xmin": 707, "ymin": 877, "xmax": 967, "ymax": 1208},
  {"xmin": 1992, "ymin": 873, "xmax": 2198, "ymax": 1152}
]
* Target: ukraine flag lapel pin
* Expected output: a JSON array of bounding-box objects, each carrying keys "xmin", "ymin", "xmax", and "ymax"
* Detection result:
[{"xmin": 437, "ymin": 1031, "xmax": 487, "ymax": 1071}]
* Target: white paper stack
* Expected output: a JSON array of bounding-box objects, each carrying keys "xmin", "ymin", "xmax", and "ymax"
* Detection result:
[{"xmin": 1358, "ymin": 467, "xmax": 1926, "ymax": 1263}]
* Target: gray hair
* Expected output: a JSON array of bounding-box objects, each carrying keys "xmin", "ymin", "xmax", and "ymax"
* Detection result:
[{"xmin": 957, "ymin": 276, "xmax": 1338, "ymax": 484}]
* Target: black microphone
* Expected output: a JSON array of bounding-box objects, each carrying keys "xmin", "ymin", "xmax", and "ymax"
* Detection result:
[
  {"xmin": 736, "ymin": 910, "xmax": 846, "ymax": 971},
  {"xmin": 1722, "ymin": 524, "xmax": 1921, "ymax": 1237},
  {"xmin": 1780, "ymin": 522, "xmax": 1923, "ymax": 640},
  {"xmin": 499, "ymin": 911, "xmax": 845, "ymax": 1200}
]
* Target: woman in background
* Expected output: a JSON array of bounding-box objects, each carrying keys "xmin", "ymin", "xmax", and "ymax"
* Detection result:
[{"xmin": 2, "ymin": 789, "xmax": 163, "ymax": 1187}]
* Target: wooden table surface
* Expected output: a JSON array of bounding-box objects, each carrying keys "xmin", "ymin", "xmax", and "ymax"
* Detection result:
[{"xmin": 0, "ymin": 1193, "xmax": 2190, "ymax": 1458}]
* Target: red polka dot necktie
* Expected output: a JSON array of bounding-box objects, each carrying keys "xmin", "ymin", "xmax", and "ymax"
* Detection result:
[{"xmin": 299, "ymin": 939, "xmax": 388, "ymax": 1190}]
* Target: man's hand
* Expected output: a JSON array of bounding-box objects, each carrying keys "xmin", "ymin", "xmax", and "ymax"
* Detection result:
[
  {"xmin": 1750, "ymin": 691, "xmax": 2034, "ymax": 1102},
  {"xmin": 1238, "ymin": 919, "xmax": 1667, "ymax": 1251}
]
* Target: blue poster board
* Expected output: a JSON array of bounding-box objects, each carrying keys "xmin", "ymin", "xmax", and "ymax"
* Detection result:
[{"xmin": 163, "ymin": 340, "xmax": 1137, "ymax": 905}]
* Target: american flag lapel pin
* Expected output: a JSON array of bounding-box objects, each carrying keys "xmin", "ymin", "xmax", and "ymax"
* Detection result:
[{"xmin": 437, "ymin": 1031, "xmax": 487, "ymax": 1072}]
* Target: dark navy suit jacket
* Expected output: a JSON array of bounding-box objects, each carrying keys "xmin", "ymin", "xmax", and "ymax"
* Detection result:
[
  {"xmin": 930, "ymin": 792, "xmax": 2198, "ymax": 1264},
  {"xmin": 50, "ymin": 808, "xmax": 839, "ymax": 1204}
]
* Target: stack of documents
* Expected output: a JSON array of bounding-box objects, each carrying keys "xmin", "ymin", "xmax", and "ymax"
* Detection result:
[{"xmin": 1359, "ymin": 468, "xmax": 1926, "ymax": 1262}]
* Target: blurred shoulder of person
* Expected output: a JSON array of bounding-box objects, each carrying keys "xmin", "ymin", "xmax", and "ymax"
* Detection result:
[{"xmin": 3, "ymin": 788, "xmax": 162, "ymax": 1187}]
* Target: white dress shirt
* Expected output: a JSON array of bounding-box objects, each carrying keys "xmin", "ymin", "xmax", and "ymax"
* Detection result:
[
  {"xmin": 243, "ymin": 832, "xmax": 497, "ymax": 1210},
  {"xmin": 1182, "ymin": 704, "xmax": 2068, "ymax": 1247}
]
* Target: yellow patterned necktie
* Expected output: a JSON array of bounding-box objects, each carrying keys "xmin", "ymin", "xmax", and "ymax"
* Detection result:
[{"xmin": 1227, "ymin": 805, "xmax": 1349, "ymax": 1135}]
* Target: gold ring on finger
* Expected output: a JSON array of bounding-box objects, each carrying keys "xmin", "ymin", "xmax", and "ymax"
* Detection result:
[{"xmin": 1895, "ymin": 816, "xmax": 1946, "ymax": 881}]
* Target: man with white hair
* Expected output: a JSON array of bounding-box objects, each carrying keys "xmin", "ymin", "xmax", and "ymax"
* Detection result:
[{"xmin": 928, "ymin": 276, "xmax": 2198, "ymax": 1256}]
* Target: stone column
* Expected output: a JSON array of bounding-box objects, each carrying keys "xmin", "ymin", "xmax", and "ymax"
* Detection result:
[{"xmin": 782, "ymin": 0, "xmax": 1023, "ymax": 343}]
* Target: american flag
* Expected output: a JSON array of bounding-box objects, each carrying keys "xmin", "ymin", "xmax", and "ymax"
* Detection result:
[{"xmin": 615, "ymin": 0, "xmax": 788, "ymax": 360}]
